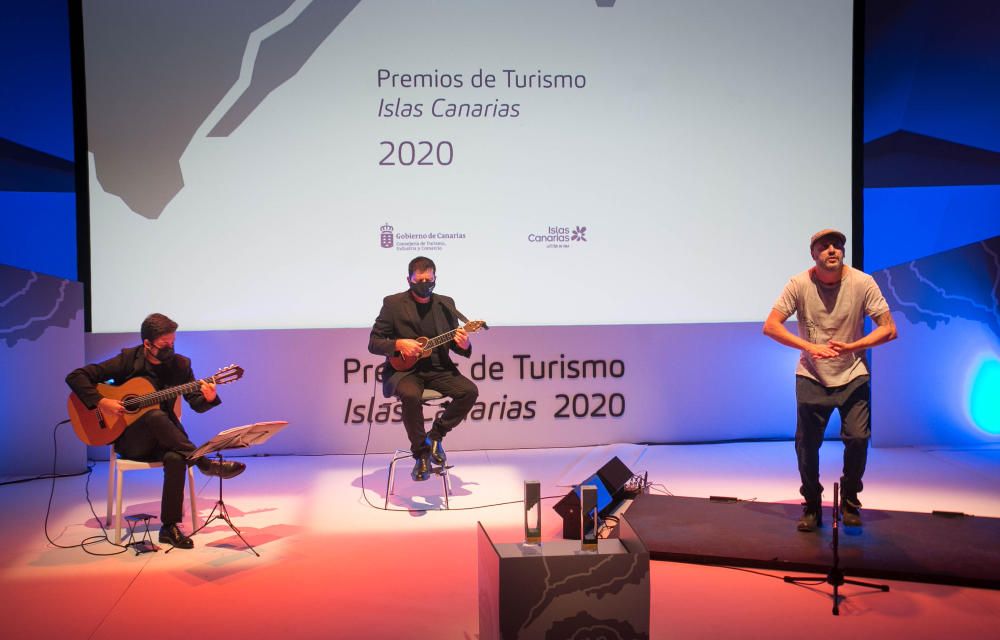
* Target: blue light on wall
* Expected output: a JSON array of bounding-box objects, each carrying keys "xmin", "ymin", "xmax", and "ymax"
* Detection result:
[
  {"xmin": 970, "ymin": 357, "xmax": 1000, "ymax": 435},
  {"xmin": 0, "ymin": 1, "xmax": 77, "ymax": 280}
]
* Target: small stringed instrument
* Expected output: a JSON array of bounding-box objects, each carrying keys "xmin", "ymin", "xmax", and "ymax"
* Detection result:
[
  {"xmin": 389, "ymin": 320, "xmax": 487, "ymax": 371},
  {"xmin": 67, "ymin": 364, "xmax": 244, "ymax": 446}
]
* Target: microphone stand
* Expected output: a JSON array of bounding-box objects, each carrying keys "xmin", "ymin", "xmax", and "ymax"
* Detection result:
[{"xmin": 783, "ymin": 482, "xmax": 889, "ymax": 615}]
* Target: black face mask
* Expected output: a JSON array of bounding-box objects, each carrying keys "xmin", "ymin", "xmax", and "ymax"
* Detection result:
[
  {"xmin": 409, "ymin": 280, "xmax": 435, "ymax": 298},
  {"xmin": 150, "ymin": 344, "xmax": 175, "ymax": 363}
]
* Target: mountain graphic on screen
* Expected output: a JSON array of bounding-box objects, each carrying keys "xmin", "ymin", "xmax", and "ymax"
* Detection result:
[
  {"xmin": 87, "ymin": 0, "xmax": 360, "ymax": 219},
  {"xmin": 0, "ymin": 266, "xmax": 81, "ymax": 347},
  {"xmin": 873, "ymin": 235, "xmax": 1000, "ymax": 338}
]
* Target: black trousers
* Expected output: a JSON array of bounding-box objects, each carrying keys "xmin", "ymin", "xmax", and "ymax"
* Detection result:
[
  {"xmin": 795, "ymin": 375, "xmax": 871, "ymax": 507},
  {"xmin": 114, "ymin": 409, "xmax": 200, "ymax": 526},
  {"xmin": 395, "ymin": 369, "xmax": 479, "ymax": 458}
]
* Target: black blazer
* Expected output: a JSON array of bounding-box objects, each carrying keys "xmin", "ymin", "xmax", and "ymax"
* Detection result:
[
  {"xmin": 66, "ymin": 345, "xmax": 221, "ymax": 422},
  {"xmin": 368, "ymin": 291, "xmax": 472, "ymax": 397}
]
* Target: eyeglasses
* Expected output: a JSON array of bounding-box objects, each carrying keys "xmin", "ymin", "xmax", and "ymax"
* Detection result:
[{"xmin": 813, "ymin": 241, "xmax": 844, "ymax": 251}]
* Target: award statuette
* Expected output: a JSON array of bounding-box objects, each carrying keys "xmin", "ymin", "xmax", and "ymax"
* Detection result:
[
  {"xmin": 581, "ymin": 484, "xmax": 599, "ymax": 552},
  {"xmin": 524, "ymin": 481, "xmax": 541, "ymax": 544}
]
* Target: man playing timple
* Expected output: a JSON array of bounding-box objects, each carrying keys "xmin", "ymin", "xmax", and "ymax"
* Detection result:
[
  {"xmin": 763, "ymin": 229, "xmax": 897, "ymax": 532},
  {"xmin": 66, "ymin": 313, "xmax": 245, "ymax": 549},
  {"xmin": 369, "ymin": 256, "xmax": 479, "ymax": 481}
]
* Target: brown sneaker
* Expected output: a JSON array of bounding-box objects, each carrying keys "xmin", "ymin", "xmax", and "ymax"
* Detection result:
[
  {"xmin": 797, "ymin": 505, "xmax": 822, "ymax": 532},
  {"xmin": 842, "ymin": 499, "xmax": 862, "ymax": 527}
]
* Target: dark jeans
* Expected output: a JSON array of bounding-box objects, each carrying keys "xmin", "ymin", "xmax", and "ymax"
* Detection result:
[
  {"xmin": 114, "ymin": 409, "xmax": 201, "ymax": 526},
  {"xmin": 395, "ymin": 369, "xmax": 479, "ymax": 458},
  {"xmin": 795, "ymin": 375, "xmax": 871, "ymax": 507}
]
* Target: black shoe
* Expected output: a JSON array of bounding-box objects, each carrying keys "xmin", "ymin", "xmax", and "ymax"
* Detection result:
[
  {"xmin": 411, "ymin": 454, "xmax": 431, "ymax": 482},
  {"xmin": 797, "ymin": 505, "xmax": 822, "ymax": 532},
  {"xmin": 199, "ymin": 459, "xmax": 246, "ymax": 480},
  {"xmin": 159, "ymin": 524, "xmax": 194, "ymax": 549},
  {"xmin": 842, "ymin": 498, "xmax": 862, "ymax": 527},
  {"xmin": 427, "ymin": 437, "xmax": 447, "ymax": 466}
]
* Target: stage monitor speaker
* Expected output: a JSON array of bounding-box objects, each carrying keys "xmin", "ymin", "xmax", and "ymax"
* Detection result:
[{"xmin": 552, "ymin": 456, "xmax": 635, "ymax": 539}]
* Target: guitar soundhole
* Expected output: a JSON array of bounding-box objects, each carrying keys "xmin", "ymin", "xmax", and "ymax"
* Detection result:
[{"xmin": 122, "ymin": 395, "xmax": 140, "ymax": 414}]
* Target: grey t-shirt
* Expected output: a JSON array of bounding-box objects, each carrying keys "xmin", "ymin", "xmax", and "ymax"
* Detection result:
[{"xmin": 773, "ymin": 266, "xmax": 890, "ymax": 387}]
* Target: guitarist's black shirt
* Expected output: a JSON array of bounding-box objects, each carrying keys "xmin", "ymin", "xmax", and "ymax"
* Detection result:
[{"xmin": 416, "ymin": 300, "xmax": 446, "ymax": 371}]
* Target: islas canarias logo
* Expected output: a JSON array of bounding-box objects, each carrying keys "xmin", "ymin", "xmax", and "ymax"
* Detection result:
[{"xmin": 528, "ymin": 225, "xmax": 588, "ymax": 248}]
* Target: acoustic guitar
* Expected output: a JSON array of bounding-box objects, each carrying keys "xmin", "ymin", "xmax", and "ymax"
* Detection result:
[
  {"xmin": 389, "ymin": 320, "xmax": 487, "ymax": 371},
  {"xmin": 67, "ymin": 364, "xmax": 244, "ymax": 446}
]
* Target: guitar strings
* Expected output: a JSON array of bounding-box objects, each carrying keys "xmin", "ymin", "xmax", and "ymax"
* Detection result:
[{"xmin": 120, "ymin": 368, "xmax": 238, "ymax": 410}]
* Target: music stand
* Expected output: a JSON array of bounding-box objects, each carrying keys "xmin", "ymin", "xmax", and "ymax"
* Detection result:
[{"xmin": 181, "ymin": 421, "xmax": 289, "ymax": 556}]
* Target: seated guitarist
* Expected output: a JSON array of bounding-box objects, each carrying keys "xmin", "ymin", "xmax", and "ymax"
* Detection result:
[
  {"xmin": 369, "ymin": 256, "xmax": 479, "ymax": 481},
  {"xmin": 65, "ymin": 313, "xmax": 245, "ymax": 549}
]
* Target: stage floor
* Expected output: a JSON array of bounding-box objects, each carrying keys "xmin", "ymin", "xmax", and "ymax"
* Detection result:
[
  {"xmin": 623, "ymin": 494, "xmax": 1000, "ymax": 589},
  {"xmin": 2, "ymin": 441, "xmax": 999, "ymax": 639}
]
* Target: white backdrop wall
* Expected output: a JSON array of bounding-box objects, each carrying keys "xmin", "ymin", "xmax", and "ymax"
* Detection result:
[
  {"xmin": 77, "ymin": 0, "xmax": 864, "ymax": 460},
  {"xmin": 84, "ymin": 322, "xmax": 837, "ymax": 459}
]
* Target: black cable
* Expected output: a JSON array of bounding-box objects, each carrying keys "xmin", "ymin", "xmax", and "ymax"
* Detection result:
[
  {"xmin": 42, "ymin": 419, "xmax": 129, "ymax": 555},
  {"xmin": 634, "ymin": 471, "xmax": 757, "ymax": 503},
  {"xmin": 357, "ymin": 368, "xmax": 390, "ymax": 510},
  {"xmin": 0, "ymin": 469, "xmax": 90, "ymax": 486},
  {"xmin": 648, "ymin": 483, "xmax": 674, "ymax": 496}
]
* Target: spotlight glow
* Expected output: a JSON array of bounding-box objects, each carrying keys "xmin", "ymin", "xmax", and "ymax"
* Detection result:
[{"xmin": 970, "ymin": 358, "xmax": 1000, "ymax": 434}]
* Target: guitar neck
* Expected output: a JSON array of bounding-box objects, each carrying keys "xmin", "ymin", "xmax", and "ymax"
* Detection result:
[
  {"xmin": 425, "ymin": 327, "xmax": 462, "ymax": 350},
  {"xmin": 123, "ymin": 377, "xmax": 212, "ymax": 410}
]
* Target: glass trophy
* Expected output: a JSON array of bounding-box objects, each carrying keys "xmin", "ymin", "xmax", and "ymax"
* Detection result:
[
  {"xmin": 524, "ymin": 480, "xmax": 541, "ymax": 544},
  {"xmin": 581, "ymin": 484, "xmax": 599, "ymax": 552}
]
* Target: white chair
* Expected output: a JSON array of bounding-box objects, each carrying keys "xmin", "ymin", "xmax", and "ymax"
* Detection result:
[
  {"xmin": 105, "ymin": 399, "xmax": 198, "ymax": 543},
  {"xmin": 385, "ymin": 389, "xmax": 453, "ymax": 509}
]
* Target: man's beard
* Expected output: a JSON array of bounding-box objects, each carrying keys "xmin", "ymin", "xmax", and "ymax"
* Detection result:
[{"xmin": 817, "ymin": 257, "xmax": 842, "ymax": 272}]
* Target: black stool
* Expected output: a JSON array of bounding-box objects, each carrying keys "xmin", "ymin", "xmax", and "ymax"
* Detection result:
[{"xmin": 123, "ymin": 513, "xmax": 159, "ymax": 554}]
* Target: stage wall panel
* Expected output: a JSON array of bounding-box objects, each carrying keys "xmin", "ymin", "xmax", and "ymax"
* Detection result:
[{"xmin": 85, "ymin": 321, "xmax": 825, "ymax": 457}]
